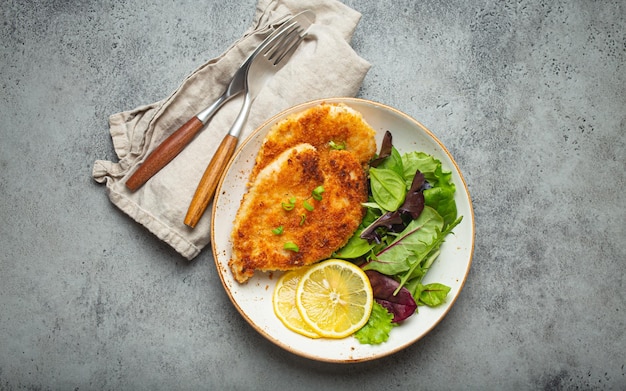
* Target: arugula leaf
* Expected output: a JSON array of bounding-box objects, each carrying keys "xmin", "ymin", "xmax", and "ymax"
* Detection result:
[
  {"xmin": 406, "ymin": 248, "xmax": 440, "ymax": 282},
  {"xmin": 394, "ymin": 215, "xmax": 462, "ymax": 293},
  {"xmin": 369, "ymin": 167, "xmax": 406, "ymax": 211},
  {"xmin": 363, "ymin": 206, "xmax": 444, "ymax": 276},
  {"xmin": 354, "ymin": 302, "xmax": 396, "ymax": 345}
]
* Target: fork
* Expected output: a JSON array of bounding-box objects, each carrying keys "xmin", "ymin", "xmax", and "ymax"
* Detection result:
[
  {"xmin": 184, "ymin": 15, "xmax": 310, "ymax": 228},
  {"xmin": 124, "ymin": 11, "xmax": 313, "ymax": 192}
]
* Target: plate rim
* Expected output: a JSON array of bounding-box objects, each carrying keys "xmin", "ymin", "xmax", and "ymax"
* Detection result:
[{"xmin": 210, "ymin": 97, "xmax": 475, "ymax": 363}]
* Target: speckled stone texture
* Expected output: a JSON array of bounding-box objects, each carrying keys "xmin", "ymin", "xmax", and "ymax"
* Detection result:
[{"xmin": 1, "ymin": 0, "xmax": 624, "ymax": 389}]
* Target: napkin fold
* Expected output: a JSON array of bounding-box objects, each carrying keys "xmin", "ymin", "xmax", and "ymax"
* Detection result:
[{"xmin": 92, "ymin": 0, "xmax": 370, "ymax": 260}]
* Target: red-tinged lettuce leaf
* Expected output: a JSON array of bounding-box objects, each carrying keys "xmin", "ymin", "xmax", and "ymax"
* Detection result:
[
  {"xmin": 370, "ymin": 131, "xmax": 393, "ymax": 167},
  {"xmin": 359, "ymin": 210, "xmax": 404, "ymax": 244},
  {"xmin": 376, "ymin": 147, "xmax": 404, "ymax": 178},
  {"xmin": 365, "ymin": 270, "xmax": 417, "ymax": 322},
  {"xmin": 398, "ymin": 170, "xmax": 425, "ymax": 219},
  {"xmin": 355, "ymin": 302, "xmax": 396, "ymax": 345}
]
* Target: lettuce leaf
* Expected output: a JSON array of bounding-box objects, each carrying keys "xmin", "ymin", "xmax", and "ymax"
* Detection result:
[
  {"xmin": 402, "ymin": 151, "xmax": 440, "ymax": 184},
  {"xmin": 354, "ymin": 302, "xmax": 396, "ymax": 345},
  {"xmin": 402, "ymin": 152, "xmax": 457, "ymax": 227},
  {"xmin": 415, "ymin": 283, "xmax": 451, "ymax": 307},
  {"xmin": 365, "ymin": 270, "xmax": 417, "ymax": 322},
  {"xmin": 423, "ymin": 167, "xmax": 457, "ymax": 228}
]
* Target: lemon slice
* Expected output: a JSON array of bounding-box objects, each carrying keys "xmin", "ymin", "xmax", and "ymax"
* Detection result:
[
  {"xmin": 272, "ymin": 268, "xmax": 321, "ymax": 338},
  {"xmin": 295, "ymin": 259, "xmax": 373, "ymax": 339}
]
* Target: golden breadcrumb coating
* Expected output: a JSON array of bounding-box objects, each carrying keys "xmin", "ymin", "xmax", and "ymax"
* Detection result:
[
  {"xmin": 229, "ymin": 103, "xmax": 377, "ymax": 283},
  {"xmin": 229, "ymin": 144, "xmax": 368, "ymax": 283},
  {"xmin": 249, "ymin": 102, "xmax": 377, "ymax": 183}
]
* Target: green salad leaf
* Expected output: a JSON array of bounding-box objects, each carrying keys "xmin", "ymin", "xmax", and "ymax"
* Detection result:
[
  {"xmin": 402, "ymin": 151, "xmax": 457, "ymax": 227},
  {"xmin": 363, "ymin": 206, "xmax": 444, "ymax": 276},
  {"xmin": 354, "ymin": 302, "xmax": 396, "ymax": 345},
  {"xmin": 333, "ymin": 228, "xmax": 375, "ymax": 259},
  {"xmin": 376, "ymin": 146, "xmax": 404, "ymax": 178},
  {"xmin": 394, "ymin": 215, "xmax": 462, "ymax": 294},
  {"xmin": 415, "ymin": 283, "xmax": 451, "ymax": 307},
  {"xmin": 368, "ymin": 167, "xmax": 406, "ymax": 211},
  {"xmin": 335, "ymin": 131, "xmax": 464, "ymax": 345},
  {"xmin": 402, "ymin": 151, "xmax": 440, "ymax": 184}
]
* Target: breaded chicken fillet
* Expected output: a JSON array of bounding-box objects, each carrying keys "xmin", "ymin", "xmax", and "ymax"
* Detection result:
[
  {"xmin": 229, "ymin": 143, "xmax": 368, "ymax": 283},
  {"xmin": 249, "ymin": 102, "xmax": 377, "ymax": 183}
]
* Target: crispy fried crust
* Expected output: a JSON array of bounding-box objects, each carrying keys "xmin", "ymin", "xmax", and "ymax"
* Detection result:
[
  {"xmin": 229, "ymin": 103, "xmax": 377, "ymax": 283},
  {"xmin": 229, "ymin": 144, "xmax": 368, "ymax": 283},
  {"xmin": 249, "ymin": 103, "xmax": 377, "ymax": 183}
]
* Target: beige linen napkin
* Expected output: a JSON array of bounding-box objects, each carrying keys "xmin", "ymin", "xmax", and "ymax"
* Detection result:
[{"xmin": 92, "ymin": 0, "xmax": 371, "ymax": 260}]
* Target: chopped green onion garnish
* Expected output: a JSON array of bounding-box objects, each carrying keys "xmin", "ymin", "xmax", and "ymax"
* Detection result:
[
  {"xmin": 299, "ymin": 214, "xmax": 306, "ymax": 225},
  {"xmin": 281, "ymin": 196, "xmax": 296, "ymax": 211},
  {"xmin": 329, "ymin": 140, "xmax": 346, "ymax": 150},
  {"xmin": 303, "ymin": 200, "xmax": 314, "ymax": 211},
  {"xmin": 284, "ymin": 242, "xmax": 299, "ymax": 252},
  {"xmin": 272, "ymin": 226, "xmax": 284, "ymax": 235},
  {"xmin": 311, "ymin": 185, "xmax": 324, "ymax": 201}
]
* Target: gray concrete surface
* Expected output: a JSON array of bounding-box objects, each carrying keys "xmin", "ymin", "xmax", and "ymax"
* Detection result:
[{"xmin": 1, "ymin": 0, "xmax": 625, "ymax": 389}]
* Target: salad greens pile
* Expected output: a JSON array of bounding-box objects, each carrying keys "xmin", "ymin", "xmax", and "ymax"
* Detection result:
[{"xmin": 334, "ymin": 131, "xmax": 463, "ymax": 345}]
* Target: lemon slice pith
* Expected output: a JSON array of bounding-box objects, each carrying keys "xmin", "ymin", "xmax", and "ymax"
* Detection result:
[
  {"xmin": 295, "ymin": 259, "xmax": 373, "ymax": 339},
  {"xmin": 272, "ymin": 268, "xmax": 321, "ymax": 339}
]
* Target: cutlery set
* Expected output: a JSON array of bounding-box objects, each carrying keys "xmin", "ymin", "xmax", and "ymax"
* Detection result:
[{"xmin": 124, "ymin": 10, "xmax": 314, "ymax": 228}]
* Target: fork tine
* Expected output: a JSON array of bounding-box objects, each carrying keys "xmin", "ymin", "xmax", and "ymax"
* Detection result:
[
  {"xmin": 183, "ymin": 12, "xmax": 313, "ymax": 227},
  {"xmin": 268, "ymin": 27, "xmax": 305, "ymax": 65},
  {"xmin": 258, "ymin": 21, "xmax": 299, "ymax": 56},
  {"xmin": 260, "ymin": 21, "xmax": 304, "ymax": 62}
]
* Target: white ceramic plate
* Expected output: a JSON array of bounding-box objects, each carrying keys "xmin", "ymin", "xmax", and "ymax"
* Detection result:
[{"xmin": 211, "ymin": 98, "xmax": 475, "ymax": 363}]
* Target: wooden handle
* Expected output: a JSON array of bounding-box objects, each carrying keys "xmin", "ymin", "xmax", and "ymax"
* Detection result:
[
  {"xmin": 125, "ymin": 117, "xmax": 204, "ymax": 192},
  {"xmin": 184, "ymin": 134, "xmax": 239, "ymax": 228}
]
